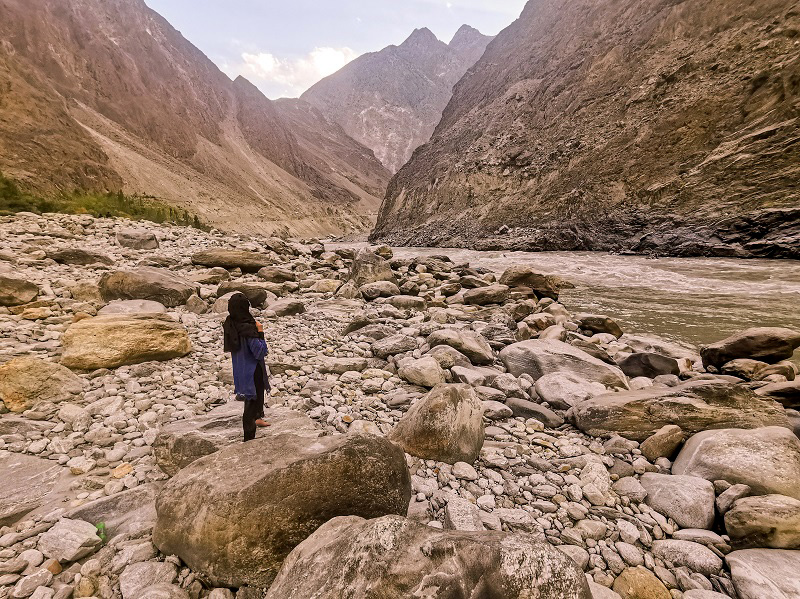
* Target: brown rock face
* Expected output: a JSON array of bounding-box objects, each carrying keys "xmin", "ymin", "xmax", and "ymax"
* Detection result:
[
  {"xmin": 302, "ymin": 26, "xmax": 493, "ymax": 172},
  {"xmin": 0, "ymin": 0, "xmax": 389, "ymax": 236},
  {"xmin": 373, "ymin": 0, "xmax": 800, "ymax": 258}
]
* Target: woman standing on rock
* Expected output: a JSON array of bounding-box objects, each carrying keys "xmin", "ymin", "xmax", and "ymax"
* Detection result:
[{"xmin": 223, "ymin": 292, "xmax": 271, "ymax": 440}]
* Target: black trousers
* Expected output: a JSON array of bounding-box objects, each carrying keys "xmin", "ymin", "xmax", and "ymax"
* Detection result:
[{"xmin": 242, "ymin": 366, "xmax": 266, "ymax": 441}]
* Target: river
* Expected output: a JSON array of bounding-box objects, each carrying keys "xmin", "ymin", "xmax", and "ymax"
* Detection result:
[{"xmin": 333, "ymin": 244, "xmax": 800, "ymax": 357}]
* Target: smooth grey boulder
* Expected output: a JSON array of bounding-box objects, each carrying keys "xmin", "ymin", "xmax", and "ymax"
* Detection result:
[
  {"xmin": 701, "ymin": 327, "xmax": 800, "ymax": 368},
  {"xmin": 37, "ymin": 518, "xmax": 101, "ymax": 562},
  {"xmin": 191, "ymin": 249, "xmax": 273, "ymax": 272},
  {"xmin": 372, "ymin": 334, "xmax": 417, "ymax": 358},
  {"xmin": 640, "ymin": 473, "xmax": 715, "ymax": 529},
  {"xmin": 724, "ymin": 494, "xmax": 800, "ymax": 549},
  {"xmin": 427, "ymin": 329, "xmax": 494, "ymax": 365},
  {"xmin": 257, "ymin": 266, "xmax": 296, "ymax": 283},
  {"xmin": 726, "ymin": 549, "xmax": 800, "ymax": 599},
  {"xmin": 117, "ymin": 228, "xmax": 159, "ymax": 250},
  {"xmin": 264, "ymin": 515, "xmax": 591, "ymax": 599},
  {"xmin": 651, "ymin": 540, "xmax": 723, "ymax": 577},
  {"xmin": 534, "ymin": 372, "xmax": 606, "ymax": 409},
  {"xmin": 672, "ymin": 426, "xmax": 800, "ymax": 500},
  {"xmin": 389, "ymin": 383, "xmax": 484, "ymax": 464},
  {"xmin": 349, "ymin": 248, "xmax": 396, "ymax": 287},
  {"xmin": 571, "ymin": 381, "xmax": 789, "ymax": 441},
  {"xmin": 153, "ymin": 403, "xmax": 319, "ymax": 476},
  {"xmin": 318, "ymin": 357, "xmax": 368, "ymax": 374},
  {"xmin": 153, "ymin": 432, "xmax": 411, "ymax": 587},
  {"xmin": 397, "ymin": 356, "xmax": 446, "ymax": 388},
  {"xmin": 755, "ymin": 380, "xmax": 800, "ymax": 408},
  {"xmin": 500, "ymin": 339, "xmax": 628, "ymax": 388},
  {"xmin": 99, "ymin": 268, "xmax": 197, "ymax": 307}
]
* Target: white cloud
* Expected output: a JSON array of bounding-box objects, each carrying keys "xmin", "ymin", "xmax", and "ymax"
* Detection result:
[{"xmin": 225, "ymin": 46, "xmax": 359, "ymax": 98}]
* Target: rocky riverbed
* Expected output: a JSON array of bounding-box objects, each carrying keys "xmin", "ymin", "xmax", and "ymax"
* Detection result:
[{"xmin": 1, "ymin": 212, "xmax": 799, "ymax": 599}]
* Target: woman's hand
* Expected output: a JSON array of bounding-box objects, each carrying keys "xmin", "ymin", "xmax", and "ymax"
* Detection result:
[{"xmin": 256, "ymin": 321, "xmax": 264, "ymax": 332}]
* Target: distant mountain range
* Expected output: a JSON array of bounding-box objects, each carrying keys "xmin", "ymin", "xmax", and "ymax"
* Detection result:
[
  {"xmin": 302, "ymin": 25, "xmax": 493, "ymax": 172},
  {"xmin": 0, "ymin": 0, "xmax": 390, "ymax": 236}
]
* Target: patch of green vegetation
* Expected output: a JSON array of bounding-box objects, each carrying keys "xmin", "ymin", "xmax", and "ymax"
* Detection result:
[{"xmin": 0, "ymin": 170, "xmax": 209, "ymax": 230}]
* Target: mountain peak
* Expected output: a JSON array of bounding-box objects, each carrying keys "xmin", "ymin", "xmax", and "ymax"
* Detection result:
[
  {"xmin": 401, "ymin": 27, "xmax": 440, "ymax": 47},
  {"xmin": 449, "ymin": 24, "xmax": 492, "ymax": 50}
]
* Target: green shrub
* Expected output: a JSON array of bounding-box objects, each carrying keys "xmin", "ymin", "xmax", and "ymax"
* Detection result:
[{"xmin": 0, "ymin": 171, "xmax": 210, "ymax": 231}]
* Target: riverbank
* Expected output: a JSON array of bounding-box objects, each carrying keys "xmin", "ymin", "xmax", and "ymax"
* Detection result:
[{"xmin": 1, "ymin": 213, "xmax": 799, "ymax": 599}]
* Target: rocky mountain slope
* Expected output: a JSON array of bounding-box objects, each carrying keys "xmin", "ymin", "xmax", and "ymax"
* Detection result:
[
  {"xmin": 373, "ymin": 0, "xmax": 800, "ymax": 258},
  {"xmin": 0, "ymin": 0, "xmax": 391, "ymax": 236},
  {"xmin": 302, "ymin": 25, "xmax": 493, "ymax": 172}
]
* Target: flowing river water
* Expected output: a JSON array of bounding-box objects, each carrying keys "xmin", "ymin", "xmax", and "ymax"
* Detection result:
[{"xmin": 334, "ymin": 244, "xmax": 800, "ymax": 359}]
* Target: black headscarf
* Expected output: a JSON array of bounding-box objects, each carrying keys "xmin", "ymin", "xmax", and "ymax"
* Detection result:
[{"xmin": 223, "ymin": 293, "xmax": 260, "ymax": 352}]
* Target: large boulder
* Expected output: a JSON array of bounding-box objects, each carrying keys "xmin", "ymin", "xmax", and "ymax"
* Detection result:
[
  {"xmin": 388, "ymin": 383, "xmax": 484, "ymax": 464},
  {"xmin": 48, "ymin": 248, "xmax": 114, "ymax": 266},
  {"xmin": 359, "ymin": 281, "xmax": 400, "ymax": 300},
  {"xmin": 61, "ymin": 315, "xmax": 192, "ymax": 369},
  {"xmin": 463, "ymin": 284, "xmax": 509, "ymax": 306},
  {"xmin": 0, "ymin": 357, "xmax": 85, "ymax": 412},
  {"xmin": 153, "ymin": 432, "xmax": 411, "ymax": 587},
  {"xmin": 267, "ymin": 298, "xmax": 305, "ymax": 317},
  {"xmin": 0, "ymin": 451, "xmax": 67, "ymax": 526},
  {"xmin": 616, "ymin": 352, "xmax": 681, "ymax": 378},
  {"xmin": 701, "ymin": 327, "xmax": 800, "ymax": 368},
  {"xmin": 191, "ymin": 249, "xmax": 273, "ymax": 272},
  {"xmin": 640, "ymin": 473, "xmax": 716, "ymax": 530},
  {"xmin": 427, "ymin": 329, "xmax": 494, "ymax": 365},
  {"xmin": 372, "ymin": 334, "xmax": 417, "ymax": 358},
  {"xmin": 571, "ymin": 381, "xmax": 789, "ymax": 441},
  {"xmin": 153, "ymin": 403, "xmax": 319, "ymax": 476},
  {"xmin": 755, "ymin": 380, "xmax": 800, "ymax": 408},
  {"xmin": 672, "ymin": 427, "xmax": 800, "ymax": 500},
  {"xmin": 724, "ymin": 494, "xmax": 800, "ymax": 549},
  {"xmin": 99, "ymin": 268, "xmax": 197, "ymax": 307},
  {"xmin": 117, "ymin": 228, "xmax": 159, "ymax": 250},
  {"xmin": 534, "ymin": 372, "xmax": 606, "ymax": 409},
  {"xmin": 257, "ymin": 266, "xmax": 296, "ymax": 283},
  {"xmin": 397, "ymin": 356, "xmax": 446, "ymax": 388},
  {"xmin": 37, "ymin": 518, "xmax": 101, "ymax": 562},
  {"xmin": 498, "ymin": 266, "xmax": 564, "ymax": 300},
  {"xmin": 0, "ymin": 273, "xmax": 39, "ymax": 306},
  {"xmin": 500, "ymin": 339, "xmax": 628, "ymax": 388},
  {"xmin": 349, "ymin": 248, "xmax": 396, "ymax": 287},
  {"xmin": 575, "ymin": 314, "xmax": 623, "ymax": 338},
  {"xmin": 265, "ymin": 515, "xmax": 591, "ymax": 599},
  {"xmin": 726, "ymin": 549, "xmax": 800, "ymax": 599}
]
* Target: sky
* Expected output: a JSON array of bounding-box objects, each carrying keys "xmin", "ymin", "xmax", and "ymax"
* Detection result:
[{"xmin": 145, "ymin": 0, "xmax": 527, "ymax": 99}]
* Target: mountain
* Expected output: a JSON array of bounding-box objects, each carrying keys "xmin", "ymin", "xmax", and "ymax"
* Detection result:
[
  {"xmin": 301, "ymin": 25, "xmax": 493, "ymax": 173},
  {"xmin": 372, "ymin": 0, "xmax": 800, "ymax": 258},
  {"xmin": 0, "ymin": 0, "xmax": 390, "ymax": 236}
]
